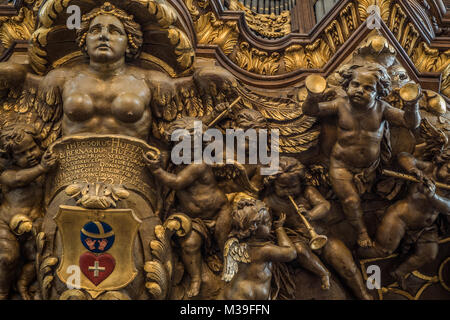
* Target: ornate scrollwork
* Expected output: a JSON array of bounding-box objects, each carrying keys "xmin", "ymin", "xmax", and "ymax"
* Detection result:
[
  {"xmin": 228, "ymin": 0, "xmax": 290, "ymax": 39},
  {"xmin": 194, "ymin": 12, "xmax": 239, "ymax": 55},
  {"xmin": 0, "ymin": 7, "xmax": 34, "ymax": 49},
  {"xmin": 234, "ymin": 42, "xmax": 280, "ymax": 75}
]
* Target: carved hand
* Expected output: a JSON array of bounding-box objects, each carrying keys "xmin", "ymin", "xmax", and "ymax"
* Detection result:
[
  {"xmin": 410, "ymin": 167, "xmax": 426, "ymax": 183},
  {"xmin": 418, "ymin": 179, "xmax": 436, "ymax": 199},
  {"xmin": 273, "ymin": 212, "xmax": 286, "ymax": 229},
  {"xmin": 41, "ymin": 150, "xmax": 58, "ymax": 171},
  {"xmin": 143, "ymin": 150, "xmax": 162, "ymax": 171}
]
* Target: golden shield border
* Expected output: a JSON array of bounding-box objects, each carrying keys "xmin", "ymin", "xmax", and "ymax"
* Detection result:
[{"xmin": 55, "ymin": 205, "xmax": 142, "ymax": 294}]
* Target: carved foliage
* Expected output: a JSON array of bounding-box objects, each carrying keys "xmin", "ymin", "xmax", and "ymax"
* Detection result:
[
  {"xmin": 234, "ymin": 42, "xmax": 280, "ymax": 75},
  {"xmin": 229, "ymin": 0, "xmax": 291, "ymax": 39},
  {"xmin": 195, "ymin": 12, "xmax": 239, "ymax": 55},
  {"xmin": 0, "ymin": 7, "xmax": 34, "ymax": 48}
]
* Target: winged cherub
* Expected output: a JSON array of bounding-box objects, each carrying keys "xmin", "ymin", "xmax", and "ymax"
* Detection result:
[{"xmin": 218, "ymin": 194, "xmax": 296, "ymax": 300}]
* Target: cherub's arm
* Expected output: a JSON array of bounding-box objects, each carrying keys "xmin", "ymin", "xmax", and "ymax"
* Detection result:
[
  {"xmin": 0, "ymin": 150, "xmax": 56, "ymax": 188},
  {"xmin": 260, "ymin": 229, "xmax": 297, "ymax": 263},
  {"xmin": 429, "ymin": 193, "xmax": 450, "ymax": 215},
  {"xmin": 259, "ymin": 214, "xmax": 296, "ymax": 262},
  {"xmin": 304, "ymin": 186, "xmax": 331, "ymax": 221},
  {"xmin": 151, "ymin": 164, "xmax": 205, "ymax": 190},
  {"xmin": 302, "ymin": 95, "xmax": 339, "ymax": 117},
  {"xmin": 0, "ymin": 165, "xmax": 47, "ymax": 188},
  {"xmin": 383, "ymin": 101, "xmax": 421, "ymax": 130},
  {"xmin": 397, "ymin": 152, "xmax": 432, "ymax": 176}
]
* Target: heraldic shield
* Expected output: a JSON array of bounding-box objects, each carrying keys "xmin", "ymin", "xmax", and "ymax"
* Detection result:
[{"xmin": 55, "ymin": 205, "xmax": 141, "ymax": 295}]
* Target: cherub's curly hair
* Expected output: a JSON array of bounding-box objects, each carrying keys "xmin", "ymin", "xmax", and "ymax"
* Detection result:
[
  {"xmin": 0, "ymin": 124, "xmax": 39, "ymax": 155},
  {"xmin": 229, "ymin": 198, "xmax": 269, "ymax": 240},
  {"xmin": 76, "ymin": 2, "xmax": 143, "ymax": 60},
  {"xmin": 263, "ymin": 156, "xmax": 305, "ymax": 188},
  {"xmin": 338, "ymin": 63, "xmax": 392, "ymax": 98}
]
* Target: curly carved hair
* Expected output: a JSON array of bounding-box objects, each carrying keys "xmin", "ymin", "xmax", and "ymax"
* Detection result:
[
  {"xmin": 339, "ymin": 63, "xmax": 392, "ymax": 98},
  {"xmin": 0, "ymin": 124, "xmax": 40, "ymax": 155},
  {"xmin": 263, "ymin": 156, "xmax": 305, "ymax": 188},
  {"xmin": 229, "ymin": 197, "xmax": 270, "ymax": 240},
  {"xmin": 76, "ymin": 3, "xmax": 143, "ymax": 60}
]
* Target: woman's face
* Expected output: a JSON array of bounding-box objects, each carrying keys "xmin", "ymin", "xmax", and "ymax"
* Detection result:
[{"xmin": 86, "ymin": 14, "xmax": 128, "ymax": 63}]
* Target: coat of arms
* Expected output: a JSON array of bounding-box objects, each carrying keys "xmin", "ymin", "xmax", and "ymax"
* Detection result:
[{"xmin": 55, "ymin": 205, "xmax": 141, "ymax": 297}]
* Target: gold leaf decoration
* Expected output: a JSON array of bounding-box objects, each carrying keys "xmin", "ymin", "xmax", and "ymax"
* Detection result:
[
  {"xmin": 228, "ymin": 0, "xmax": 291, "ymax": 39},
  {"xmin": 195, "ymin": 12, "xmax": 239, "ymax": 55},
  {"xmin": 284, "ymin": 45, "xmax": 307, "ymax": 72},
  {"xmin": 305, "ymin": 38, "xmax": 332, "ymax": 69},
  {"xmin": 0, "ymin": 7, "xmax": 34, "ymax": 48},
  {"xmin": 412, "ymin": 42, "xmax": 450, "ymax": 73},
  {"xmin": 358, "ymin": 0, "xmax": 392, "ymax": 21},
  {"xmin": 234, "ymin": 42, "xmax": 280, "ymax": 75}
]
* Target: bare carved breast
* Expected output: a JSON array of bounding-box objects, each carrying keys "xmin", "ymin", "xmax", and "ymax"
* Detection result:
[{"xmin": 61, "ymin": 70, "xmax": 151, "ymax": 139}]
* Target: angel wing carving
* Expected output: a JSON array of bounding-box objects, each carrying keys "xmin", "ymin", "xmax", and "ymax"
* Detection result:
[
  {"xmin": 0, "ymin": 62, "xmax": 63, "ymax": 149},
  {"xmin": 212, "ymin": 160, "xmax": 260, "ymax": 196},
  {"xmin": 151, "ymin": 62, "xmax": 320, "ymax": 155},
  {"xmin": 222, "ymin": 237, "xmax": 251, "ymax": 282}
]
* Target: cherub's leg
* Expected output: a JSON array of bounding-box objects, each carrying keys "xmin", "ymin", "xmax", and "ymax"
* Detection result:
[
  {"xmin": 178, "ymin": 230, "xmax": 203, "ymax": 297},
  {"xmin": 295, "ymin": 241, "xmax": 330, "ymax": 290},
  {"xmin": 392, "ymin": 241, "xmax": 438, "ymax": 290},
  {"xmin": 358, "ymin": 203, "xmax": 406, "ymax": 258},
  {"xmin": 214, "ymin": 204, "xmax": 232, "ymax": 252},
  {"xmin": 330, "ymin": 168, "xmax": 372, "ymax": 247},
  {"xmin": 322, "ymin": 238, "xmax": 373, "ymax": 300},
  {"xmin": 17, "ymin": 261, "xmax": 35, "ymax": 300},
  {"xmin": 0, "ymin": 237, "xmax": 20, "ymax": 299}
]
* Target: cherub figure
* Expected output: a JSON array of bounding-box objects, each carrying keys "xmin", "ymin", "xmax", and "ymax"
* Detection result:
[
  {"xmin": 218, "ymin": 194, "xmax": 296, "ymax": 300},
  {"xmin": 263, "ymin": 156, "xmax": 373, "ymax": 300},
  {"xmin": 144, "ymin": 117, "xmax": 232, "ymax": 298},
  {"xmin": 0, "ymin": 124, "xmax": 56, "ymax": 299},
  {"xmin": 303, "ymin": 63, "xmax": 421, "ymax": 247},
  {"xmin": 358, "ymin": 150, "xmax": 450, "ymax": 289}
]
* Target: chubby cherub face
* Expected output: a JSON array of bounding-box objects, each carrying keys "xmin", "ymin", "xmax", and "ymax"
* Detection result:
[
  {"xmin": 274, "ymin": 172, "xmax": 302, "ymax": 199},
  {"xmin": 11, "ymin": 134, "xmax": 42, "ymax": 168},
  {"xmin": 346, "ymin": 71, "xmax": 378, "ymax": 108},
  {"xmin": 253, "ymin": 202, "xmax": 272, "ymax": 239}
]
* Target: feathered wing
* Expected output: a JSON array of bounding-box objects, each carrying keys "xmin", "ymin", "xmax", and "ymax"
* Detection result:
[
  {"xmin": 150, "ymin": 63, "xmax": 320, "ymax": 155},
  {"xmin": 0, "ymin": 64, "xmax": 36, "ymax": 130},
  {"xmin": 234, "ymin": 86, "xmax": 321, "ymax": 154},
  {"xmin": 33, "ymin": 79, "xmax": 63, "ymax": 148},
  {"xmin": 212, "ymin": 160, "xmax": 260, "ymax": 196},
  {"xmin": 222, "ymin": 237, "xmax": 251, "ymax": 282},
  {"xmin": 419, "ymin": 118, "xmax": 448, "ymax": 159},
  {"xmin": 0, "ymin": 68, "xmax": 63, "ymax": 149}
]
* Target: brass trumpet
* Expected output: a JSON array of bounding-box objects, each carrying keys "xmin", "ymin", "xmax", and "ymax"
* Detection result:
[{"xmin": 288, "ymin": 195, "xmax": 328, "ymax": 250}]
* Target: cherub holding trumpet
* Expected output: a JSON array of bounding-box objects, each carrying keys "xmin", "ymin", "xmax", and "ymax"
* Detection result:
[
  {"xmin": 303, "ymin": 63, "xmax": 422, "ymax": 248},
  {"xmin": 263, "ymin": 156, "xmax": 373, "ymax": 300},
  {"xmin": 359, "ymin": 148, "xmax": 450, "ymax": 289}
]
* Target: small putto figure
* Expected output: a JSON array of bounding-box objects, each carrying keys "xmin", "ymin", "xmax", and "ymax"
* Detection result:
[
  {"xmin": 144, "ymin": 117, "xmax": 232, "ymax": 298},
  {"xmin": 263, "ymin": 156, "xmax": 373, "ymax": 300},
  {"xmin": 0, "ymin": 124, "xmax": 56, "ymax": 299},
  {"xmin": 219, "ymin": 194, "xmax": 296, "ymax": 300},
  {"xmin": 359, "ymin": 151, "xmax": 450, "ymax": 289},
  {"xmin": 303, "ymin": 63, "xmax": 421, "ymax": 247}
]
